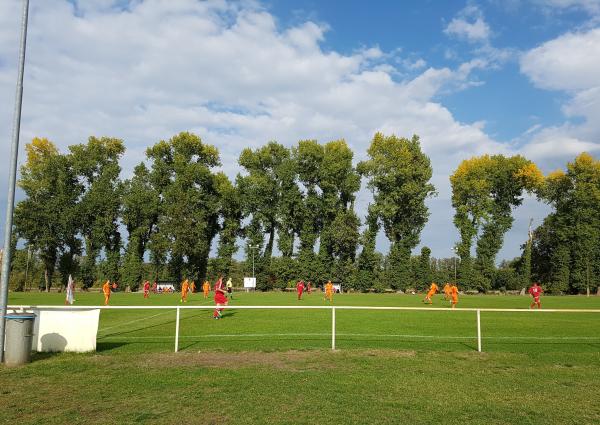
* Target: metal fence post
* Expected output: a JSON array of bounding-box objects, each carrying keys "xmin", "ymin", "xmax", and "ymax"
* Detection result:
[
  {"xmin": 175, "ymin": 307, "xmax": 180, "ymax": 353},
  {"xmin": 477, "ymin": 309, "xmax": 482, "ymax": 352},
  {"xmin": 331, "ymin": 306, "xmax": 336, "ymax": 350}
]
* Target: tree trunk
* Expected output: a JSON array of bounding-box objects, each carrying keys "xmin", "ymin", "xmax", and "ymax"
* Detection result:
[
  {"xmin": 264, "ymin": 223, "xmax": 275, "ymax": 260},
  {"xmin": 44, "ymin": 268, "xmax": 50, "ymax": 292}
]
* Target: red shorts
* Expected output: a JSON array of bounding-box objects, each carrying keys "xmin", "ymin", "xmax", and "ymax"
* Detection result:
[
  {"xmin": 215, "ymin": 293, "xmax": 227, "ymax": 304},
  {"xmin": 533, "ymin": 296, "xmax": 540, "ymax": 303}
]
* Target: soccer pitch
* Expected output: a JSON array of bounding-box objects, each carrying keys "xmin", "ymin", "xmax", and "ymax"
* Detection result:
[{"xmin": 3, "ymin": 291, "xmax": 600, "ymax": 424}]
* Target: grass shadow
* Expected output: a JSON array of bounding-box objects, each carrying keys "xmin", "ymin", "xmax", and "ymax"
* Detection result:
[{"xmin": 96, "ymin": 342, "xmax": 130, "ymax": 352}]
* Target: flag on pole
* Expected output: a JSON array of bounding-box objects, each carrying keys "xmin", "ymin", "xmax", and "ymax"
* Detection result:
[{"xmin": 66, "ymin": 274, "xmax": 75, "ymax": 305}]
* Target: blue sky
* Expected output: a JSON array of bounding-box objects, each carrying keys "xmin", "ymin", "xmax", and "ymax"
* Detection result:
[{"xmin": 1, "ymin": 0, "xmax": 599, "ymax": 262}]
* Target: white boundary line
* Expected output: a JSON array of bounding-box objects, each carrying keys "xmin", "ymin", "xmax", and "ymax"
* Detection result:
[
  {"xmin": 98, "ymin": 311, "xmax": 170, "ymax": 334},
  {"xmin": 97, "ymin": 333, "xmax": 600, "ymax": 341},
  {"xmin": 97, "ymin": 299, "xmax": 216, "ymax": 336}
]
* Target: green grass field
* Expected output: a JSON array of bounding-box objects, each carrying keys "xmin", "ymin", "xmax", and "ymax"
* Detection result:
[{"xmin": 2, "ymin": 291, "xmax": 600, "ymax": 424}]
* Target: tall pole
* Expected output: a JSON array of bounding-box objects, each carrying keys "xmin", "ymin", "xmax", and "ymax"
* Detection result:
[
  {"xmin": 0, "ymin": 0, "xmax": 30, "ymax": 362},
  {"xmin": 452, "ymin": 246, "xmax": 458, "ymax": 282},
  {"xmin": 454, "ymin": 257, "xmax": 457, "ymax": 282}
]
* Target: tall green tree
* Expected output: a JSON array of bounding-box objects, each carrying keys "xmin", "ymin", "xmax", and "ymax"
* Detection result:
[
  {"xmin": 293, "ymin": 140, "xmax": 324, "ymax": 282},
  {"xmin": 238, "ymin": 142, "xmax": 296, "ymax": 288},
  {"xmin": 214, "ymin": 172, "xmax": 242, "ymax": 277},
  {"xmin": 70, "ymin": 136, "xmax": 125, "ymax": 287},
  {"xmin": 416, "ymin": 246, "xmax": 432, "ymax": 290},
  {"xmin": 15, "ymin": 138, "xmax": 80, "ymax": 291},
  {"xmin": 450, "ymin": 155, "xmax": 543, "ymax": 289},
  {"xmin": 317, "ymin": 140, "xmax": 361, "ymax": 283},
  {"xmin": 146, "ymin": 132, "xmax": 223, "ymax": 283},
  {"xmin": 534, "ymin": 153, "xmax": 600, "ymax": 293},
  {"xmin": 355, "ymin": 210, "xmax": 380, "ymax": 292},
  {"xmin": 121, "ymin": 163, "xmax": 160, "ymax": 289},
  {"xmin": 358, "ymin": 133, "xmax": 436, "ymax": 290}
]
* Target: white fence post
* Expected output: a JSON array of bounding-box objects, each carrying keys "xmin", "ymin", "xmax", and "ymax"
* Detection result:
[
  {"xmin": 331, "ymin": 306, "xmax": 336, "ymax": 351},
  {"xmin": 477, "ymin": 309, "xmax": 481, "ymax": 353},
  {"xmin": 175, "ymin": 307, "xmax": 180, "ymax": 353}
]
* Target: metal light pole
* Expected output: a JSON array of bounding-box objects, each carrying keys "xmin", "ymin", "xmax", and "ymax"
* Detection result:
[
  {"xmin": 0, "ymin": 0, "xmax": 30, "ymax": 362},
  {"xmin": 249, "ymin": 244, "xmax": 258, "ymax": 278},
  {"xmin": 452, "ymin": 246, "xmax": 458, "ymax": 282}
]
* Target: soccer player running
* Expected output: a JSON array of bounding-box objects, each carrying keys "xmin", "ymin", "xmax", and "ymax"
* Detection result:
[
  {"xmin": 450, "ymin": 283, "xmax": 459, "ymax": 309},
  {"xmin": 180, "ymin": 279, "xmax": 190, "ymax": 303},
  {"xmin": 213, "ymin": 275, "xmax": 228, "ymax": 319},
  {"xmin": 190, "ymin": 280, "xmax": 196, "ymax": 295},
  {"xmin": 226, "ymin": 278, "xmax": 234, "ymax": 300},
  {"xmin": 143, "ymin": 280, "xmax": 150, "ymax": 299},
  {"xmin": 324, "ymin": 280, "xmax": 334, "ymax": 303},
  {"xmin": 102, "ymin": 280, "xmax": 111, "ymax": 305},
  {"xmin": 423, "ymin": 282, "xmax": 439, "ymax": 304},
  {"xmin": 443, "ymin": 282, "xmax": 451, "ymax": 301},
  {"xmin": 297, "ymin": 280, "xmax": 305, "ymax": 300},
  {"xmin": 202, "ymin": 280, "xmax": 211, "ymax": 299},
  {"xmin": 529, "ymin": 282, "xmax": 543, "ymax": 309}
]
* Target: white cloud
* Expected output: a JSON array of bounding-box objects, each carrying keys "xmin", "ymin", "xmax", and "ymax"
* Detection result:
[
  {"xmin": 520, "ymin": 28, "xmax": 600, "ymax": 91},
  {"xmin": 520, "ymin": 27, "xmax": 600, "ymax": 163},
  {"xmin": 0, "ymin": 0, "xmax": 540, "ymax": 259},
  {"xmin": 444, "ymin": 5, "xmax": 491, "ymax": 43}
]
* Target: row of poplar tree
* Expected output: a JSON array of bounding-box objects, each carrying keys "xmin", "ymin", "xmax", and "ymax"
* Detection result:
[{"xmin": 4, "ymin": 131, "xmax": 600, "ymax": 294}]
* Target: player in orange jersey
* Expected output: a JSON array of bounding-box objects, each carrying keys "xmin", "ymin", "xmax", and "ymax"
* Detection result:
[
  {"xmin": 202, "ymin": 280, "xmax": 211, "ymax": 298},
  {"xmin": 324, "ymin": 281, "xmax": 334, "ymax": 302},
  {"xmin": 443, "ymin": 283, "xmax": 451, "ymax": 301},
  {"xmin": 190, "ymin": 280, "xmax": 196, "ymax": 294},
  {"xmin": 450, "ymin": 283, "xmax": 459, "ymax": 309},
  {"xmin": 180, "ymin": 279, "xmax": 190, "ymax": 303},
  {"xmin": 423, "ymin": 282, "xmax": 439, "ymax": 304},
  {"xmin": 102, "ymin": 280, "xmax": 111, "ymax": 305}
]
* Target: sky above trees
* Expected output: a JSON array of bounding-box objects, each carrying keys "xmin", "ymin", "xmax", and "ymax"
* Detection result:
[{"xmin": 1, "ymin": 0, "xmax": 599, "ymax": 260}]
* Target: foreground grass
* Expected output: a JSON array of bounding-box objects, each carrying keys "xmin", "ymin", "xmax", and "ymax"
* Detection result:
[{"xmin": 1, "ymin": 349, "xmax": 599, "ymax": 425}]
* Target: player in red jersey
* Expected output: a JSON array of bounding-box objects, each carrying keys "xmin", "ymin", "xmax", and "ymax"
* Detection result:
[
  {"xmin": 297, "ymin": 280, "xmax": 305, "ymax": 300},
  {"xmin": 213, "ymin": 275, "xmax": 228, "ymax": 319},
  {"xmin": 529, "ymin": 282, "xmax": 543, "ymax": 309},
  {"xmin": 143, "ymin": 280, "xmax": 150, "ymax": 298}
]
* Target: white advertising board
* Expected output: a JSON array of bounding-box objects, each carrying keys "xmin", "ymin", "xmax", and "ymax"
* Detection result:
[
  {"xmin": 30, "ymin": 308, "xmax": 100, "ymax": 353},
  {"xmin": 243, "ymin": 277, "xmax": 256, "ymax": 288}
]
